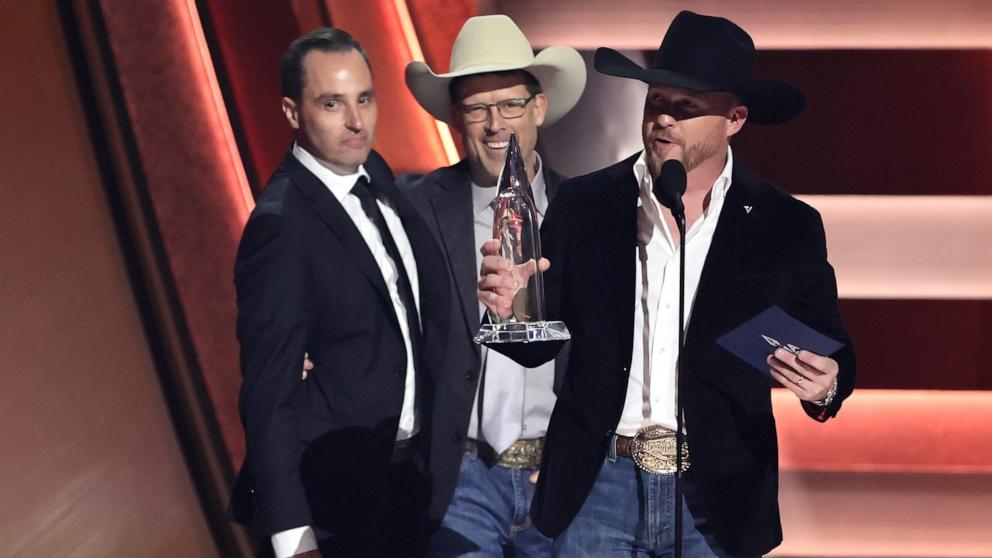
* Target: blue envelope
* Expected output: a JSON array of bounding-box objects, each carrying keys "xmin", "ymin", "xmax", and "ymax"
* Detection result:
[{"xmin": 715, "ymin": 305, "xmax": 844, "ymax": 374}]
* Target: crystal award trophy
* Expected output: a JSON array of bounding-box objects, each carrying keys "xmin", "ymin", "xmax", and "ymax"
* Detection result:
[{"xmin": 474, "ymin": 133, "xmax": 570, "ymax": 344}]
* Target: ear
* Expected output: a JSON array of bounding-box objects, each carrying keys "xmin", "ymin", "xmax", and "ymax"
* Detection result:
[
  {"xmin": 448, "ymin": 105, "xmax": 467, "ymax": 134},
  {"xmin": 726, "ymin": 105, "xmax": 748, "ymax": 138},
  {"xmin": 282, "ymin": 97, "xmax": 300, "ymax": 130},
  {"xmin": 532, "ymin": 92, "xmax": 549, "ymax": 127}
]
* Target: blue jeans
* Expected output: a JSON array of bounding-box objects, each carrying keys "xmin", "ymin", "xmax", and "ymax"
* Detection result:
[
  {"xmin": 553, "ymin": 447, "xmax": 736, "ymax": 558},
  {"xmin": 427, "ymin": 446, "xmax": 552, "ymax": 557}
]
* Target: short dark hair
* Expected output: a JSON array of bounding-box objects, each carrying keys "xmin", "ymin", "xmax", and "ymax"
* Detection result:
[
  {"xmin": 448, "ymin": 70, "xmax": 542, "ymax": 105},
  {"xmin": 280, "ymin": 27, "xmax": 370, "ymax": 101}
]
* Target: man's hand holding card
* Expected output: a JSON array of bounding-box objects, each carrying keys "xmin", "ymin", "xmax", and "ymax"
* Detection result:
[
  {"xmin": 767, "ymin": 348, "xmax": 838, "ymax": 405},
  {"xmin": 717, "ymin": 305, "xmax": 843, "ymax": 407}
]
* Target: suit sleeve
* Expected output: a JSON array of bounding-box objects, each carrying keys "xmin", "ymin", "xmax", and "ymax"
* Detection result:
[
  {"xmin": 234, "ymin": 209, "xmax": 313, "ymax": 534},
  {"xmin": 784, "ymin": 208, "xmax": 857, "ymax": 422}
]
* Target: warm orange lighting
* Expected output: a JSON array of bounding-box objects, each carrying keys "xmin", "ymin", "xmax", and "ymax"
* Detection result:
[
  {"xmin": 774, "ymin": 389, "xmax": 992, "ymax": 473},
  {"xmin": 328, "ymin": 0, "xmax": 454, "ymax": 174},
  {"xmin": 798, "ymin": 195, "xmax": 992, "ymax": 300},
  {"xmin": 494, "ymin": 0, "xmax": 992, "ymax": 49},
  {"xmin": 392, "ymin": 0, "xmax": 460, "ymax": 165},
  {"xmin": 183, "ymin": 0, "xmax": 254, "ymax": 215}
]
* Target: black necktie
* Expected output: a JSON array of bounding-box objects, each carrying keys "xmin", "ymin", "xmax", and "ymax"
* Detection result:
[{"xmin": 351, "ymin": 176, "xmax": 423, "ymax": 364}]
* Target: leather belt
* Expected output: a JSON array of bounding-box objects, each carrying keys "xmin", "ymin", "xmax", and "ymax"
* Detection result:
[
  {"xmin": 465, "ymin": 438, "xmax": 544, "ymax": 469},
  {"xmin": 612, "ymin": 425, "xmax": 689, "ymax": 475},
  {"xmin": 613, "ymin": 434, "xmax": 638, "ymax": 458}
]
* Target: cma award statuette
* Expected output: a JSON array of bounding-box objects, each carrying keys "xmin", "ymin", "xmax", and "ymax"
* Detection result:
[{"xmin": 474, "ymin": 133, "xmax": 570, "ymax": 345}]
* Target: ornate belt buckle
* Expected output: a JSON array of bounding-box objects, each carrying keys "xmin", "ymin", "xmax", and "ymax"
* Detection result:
[
  {"xmin": 630, "ymin": 424, "xmax": 690, "ymax": 475},
  {"xmin": 496, "ymin": 438, "xmax": 543, "ymax": 469}
]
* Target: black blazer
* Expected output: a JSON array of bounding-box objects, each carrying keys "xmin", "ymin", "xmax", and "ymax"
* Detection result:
[
  {"xmin": 496, "ymin": 154, "xmax": 856, "ymax": 556},
  {"xmin": 399, "ymin": 160, "xmax": 569, "ymax": 525},
  {"xmin": 229, "ymin": 149, "xmax": 450, "ymax": 538}
]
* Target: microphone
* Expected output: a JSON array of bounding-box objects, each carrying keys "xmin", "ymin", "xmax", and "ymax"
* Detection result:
[{"xmin": 653, "ymin": 159, "xmax": 687, "ymax": 218}]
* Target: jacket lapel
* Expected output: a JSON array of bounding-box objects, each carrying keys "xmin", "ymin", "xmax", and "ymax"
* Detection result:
[
  {"xmin": 427, "ymin": 164, "xmax": 481, "ymax": 338},
  {"xmin": 378, "ymin": 169, "xmax": 448, "ymax": 326},
  {"xmin": 683, "ymin": 164, "xmax": 764, "ymax": 362},
  {"xmin": 601, "ymin": 155, "xmax": 641, "ymax": 360},
  {"xmin": 543, "ymin": 166, "xmax": 563, "ymax": 201},
  {"xmin": 285, "ymin": 152, "xmax": 393, "ymax": 310},
  {"xmin": 542, "ymin": 165, "xmax": 570, "ymax": 389}
]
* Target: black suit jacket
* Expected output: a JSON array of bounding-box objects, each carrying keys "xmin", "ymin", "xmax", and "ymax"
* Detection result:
[
  {"xmin": 229, "ymin": 149, "xmax": 450, "ymax": 539},
  {"xmin": 496, "ymin": 153, "xmax": 856, "ymax": 556},
  {"xmin": 399, "ymin": 160, "xmax": 569, "ymax": 524}
]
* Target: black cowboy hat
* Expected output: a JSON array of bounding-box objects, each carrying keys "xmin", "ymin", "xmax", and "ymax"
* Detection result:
[{"xmin": 594, "ymin": 10, "xmax": 805, "ymax": 124}]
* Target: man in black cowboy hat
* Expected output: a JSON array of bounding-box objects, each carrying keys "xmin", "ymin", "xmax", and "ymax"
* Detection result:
[{"xmin": 477, "ymin": 10, "xmax": 856, "ymax": 557}]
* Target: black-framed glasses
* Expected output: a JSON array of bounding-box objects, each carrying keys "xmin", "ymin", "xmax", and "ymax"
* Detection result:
[{"xmin": 458, "ymin": 95, "xmax": 536, "ymax": 123}]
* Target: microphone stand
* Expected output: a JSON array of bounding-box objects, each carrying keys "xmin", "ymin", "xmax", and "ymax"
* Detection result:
[
  {"xmin": 654, "ymin": 159, "xmax": 687, "ymax": 558},
  {"xmin": 673, "ymin": 210, "xmax": 686, "ymax": 558}
]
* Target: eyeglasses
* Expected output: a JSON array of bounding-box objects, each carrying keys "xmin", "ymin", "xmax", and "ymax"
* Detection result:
[{"xmin": 457, "ymin": 95, "xmax": 536, "ymax": 123}]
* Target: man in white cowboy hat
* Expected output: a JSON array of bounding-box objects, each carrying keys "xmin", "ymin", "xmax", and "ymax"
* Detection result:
[
  {"xmin": 400, "ymin": 14, "xmax": 585, "ymax": 557},
  {"xmin": 477, "ymin": 10, "xmax": 856, "ymax": 557}
]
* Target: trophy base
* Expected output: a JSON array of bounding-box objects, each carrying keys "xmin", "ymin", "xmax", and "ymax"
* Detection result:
[{"xmin": 474, "ymin": 321, "xmax": 571, "ymax": 344}]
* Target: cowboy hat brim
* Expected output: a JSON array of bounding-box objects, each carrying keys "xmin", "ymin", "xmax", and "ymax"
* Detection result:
[
  {"xmin": 406, "ymin": 45, "xmax": 587, "ymax": 127},
  {"xmin": 593, "ymin": 47, "xmax": 805, "ymax": 124}
]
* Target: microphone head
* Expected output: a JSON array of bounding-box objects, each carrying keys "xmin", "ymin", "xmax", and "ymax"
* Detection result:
[{"xmin": 653, "ymin": 159, "xmax": 687, "ymax": 215}]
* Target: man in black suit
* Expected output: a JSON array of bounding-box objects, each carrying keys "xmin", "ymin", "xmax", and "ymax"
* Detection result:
[
  {"xmin": 478, "ymin": 11, "xmax": 856, "ymax": 557},
  {"xmin": 399, "ymin": 15, "xmax": 585, "ymax": 556},
  {"xmin": 229, "ymin": 28, "xmax": 448, "ymax": 558}
]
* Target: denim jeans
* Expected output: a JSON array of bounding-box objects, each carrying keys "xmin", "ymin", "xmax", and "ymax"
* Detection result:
[
  {"xmin": 427, "ymin": 446, "xmax": 552, "ymax": 557},
  {"xmin": 553, "ymin": 446, "xmax": 737, "ymax": 558}
]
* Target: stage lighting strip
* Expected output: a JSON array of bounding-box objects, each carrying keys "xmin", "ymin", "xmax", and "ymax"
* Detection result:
[
  {"xmin": 392, "ymin": 0, "xmax": 460, "ymax": 166},
  {"xmin": 798, "ymin": 195, "xmax": 992, "ymax": 300},
  {"xmin": 499, "ymin": 0, "xmax": 992, "ymax": 49},
  {"xmin": 772, "ymin": 389, "xmax": 992, "ymax": 473},
  {"xmin": 184, "ymin": 0, "xmax": 254, "ymax": 216}
]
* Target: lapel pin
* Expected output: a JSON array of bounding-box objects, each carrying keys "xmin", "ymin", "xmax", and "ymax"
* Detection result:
[{"xmin": 744, "ymin": 205, "xmax": 753, "ymax": 214}]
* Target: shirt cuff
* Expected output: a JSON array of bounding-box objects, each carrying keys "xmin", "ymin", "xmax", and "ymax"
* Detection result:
[{"xmin": 271, "ymin": 525, "xmax": 318, "ymax": 558}]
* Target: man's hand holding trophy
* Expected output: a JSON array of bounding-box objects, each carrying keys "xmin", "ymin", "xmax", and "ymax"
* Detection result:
[{"xmin": 474, "ymin": 133, "xmax": 569, "ymax": 344}]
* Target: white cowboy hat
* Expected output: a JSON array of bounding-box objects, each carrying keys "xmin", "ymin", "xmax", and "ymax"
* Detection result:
[{"xmin": 405, "ymin": 14, "xmax": 586, "ymax": 126}]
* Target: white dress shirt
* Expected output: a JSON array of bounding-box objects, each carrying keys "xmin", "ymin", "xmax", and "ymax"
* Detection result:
[
  {"xmin": 467, "ymin": 154, "xmax": 557, "ymax": 454},
  {"xmin": 615, "ymin": 148, "xmax": 733, "ymax": 436},
  {"xmin": 271, "ymin": 144, "xmax": 422, "ymax": 557}
]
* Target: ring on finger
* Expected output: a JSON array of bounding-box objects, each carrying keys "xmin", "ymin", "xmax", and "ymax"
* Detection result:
[{"xmin": 795, "ymin": 375, "xmax": 805, "ymax": 386}]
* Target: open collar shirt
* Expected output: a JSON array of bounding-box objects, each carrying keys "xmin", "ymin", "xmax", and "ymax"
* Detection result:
[{"xmin": 615, "ymin": 147, "xmax": 733, "ymax": 436}]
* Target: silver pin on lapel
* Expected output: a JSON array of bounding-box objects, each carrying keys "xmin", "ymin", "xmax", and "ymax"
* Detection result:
[{"xmin": 744, "ymin": 205, "xmax": 753, "ymax": 214}]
